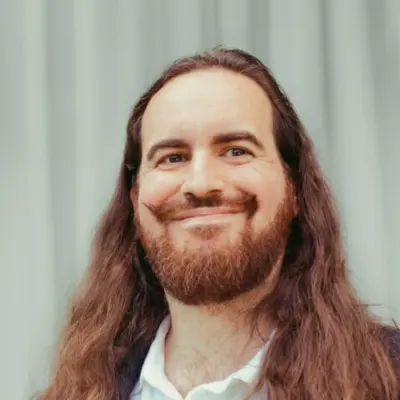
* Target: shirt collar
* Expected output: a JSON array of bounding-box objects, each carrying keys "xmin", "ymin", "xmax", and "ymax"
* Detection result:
[{"xmin": 138, "ymin": 316, "xmax": 172, "ymax": 390}]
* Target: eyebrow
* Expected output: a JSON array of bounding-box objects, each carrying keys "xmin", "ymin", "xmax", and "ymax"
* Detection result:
[
  {"xmin": 146, "ymin": 130, "xmax": 264, "ymax": 162},
  {"xmin": 146, "ymin": 139, "xmax": 188, "ymax": 161},
  {"xmin": 211, "ymin": 131, "xmax": 264, "ymax": 149}
]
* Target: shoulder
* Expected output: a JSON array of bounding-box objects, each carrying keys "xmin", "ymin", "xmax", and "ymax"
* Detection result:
[{"xmin": 379, "ymin": 324, "xmax": 400, "ymax": 381}]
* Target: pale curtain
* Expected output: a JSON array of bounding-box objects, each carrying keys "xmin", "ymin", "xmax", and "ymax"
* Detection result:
[{"xmin": 1, "ymin": 1, "xmax": 399, "ymax": 399}]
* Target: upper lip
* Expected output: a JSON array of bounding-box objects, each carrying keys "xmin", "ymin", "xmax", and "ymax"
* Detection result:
[{"xmin": 172, "ymin": 207, "xmax": 241, "ymax": 221}]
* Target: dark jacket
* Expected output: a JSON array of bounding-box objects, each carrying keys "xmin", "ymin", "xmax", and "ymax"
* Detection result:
[{"xmin": 117, "ymin": 325, "xmax": 400, "ymax": 400}]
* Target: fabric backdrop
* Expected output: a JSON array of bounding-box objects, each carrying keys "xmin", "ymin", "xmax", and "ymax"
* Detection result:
[{"xmin": 1, "ymin": 1, "xmax": 399, "ymax": 399}]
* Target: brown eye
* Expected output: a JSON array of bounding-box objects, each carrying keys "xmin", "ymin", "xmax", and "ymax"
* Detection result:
[
  {"xmin": 224, "ymin": 148, "xmax": 251, "ymax": 157},
  {"xmin": 158, "ymin": 153, "xmax": 187, "ymax": 165}
]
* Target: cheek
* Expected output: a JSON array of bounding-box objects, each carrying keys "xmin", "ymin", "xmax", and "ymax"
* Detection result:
[
  {"xmin": 138, "ymin": 171, "xmax": 182, "ymax": 207},
  {"xmin": 229, "ymin": 162, "xmax": 287, "ymax": 216},
  {"xmin": 136, "ymin": 172, "xmax": 183, "ymax": 238}
]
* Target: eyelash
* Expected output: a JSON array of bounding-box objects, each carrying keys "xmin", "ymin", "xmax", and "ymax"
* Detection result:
[{"xmin": 156, "ymin": 146, "xmax": 254, "ymax": 166}]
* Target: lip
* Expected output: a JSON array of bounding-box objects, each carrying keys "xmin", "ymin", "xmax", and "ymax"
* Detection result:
[{"xmin": 173, "ymin": 207, "xmax": 241, "ymax": 221}]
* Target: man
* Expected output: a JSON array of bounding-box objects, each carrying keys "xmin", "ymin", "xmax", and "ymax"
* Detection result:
[{"xmin": 39, "ymin": 48, "xmax": 400, "ymax": 400}]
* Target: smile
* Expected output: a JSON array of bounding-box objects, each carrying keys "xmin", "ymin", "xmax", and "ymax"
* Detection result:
[
  {"xmin": 171, "ymin": 208, "xmax": 244, "ymax": 227},
  {"xmin": 173, "ymin": 207, "xmax": 242, "ymax": 221}
]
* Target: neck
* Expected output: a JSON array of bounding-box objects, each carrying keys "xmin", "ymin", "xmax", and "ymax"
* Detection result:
[{"xmin": 163, "ymin": 288, "xmax": 273, "ymax": 396}]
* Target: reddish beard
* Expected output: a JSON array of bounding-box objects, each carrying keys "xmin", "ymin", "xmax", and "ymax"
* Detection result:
[{"xmin": 135, "ymin": 185, "xmax": 296, "ymax": 306}]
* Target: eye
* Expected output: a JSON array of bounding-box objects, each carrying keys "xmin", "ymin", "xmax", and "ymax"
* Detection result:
[
  {"xmin": 157, "ymin": 153, "xmax": 187, "ymax": 166},
  {"xmin": 223, "ymin": 147, "xmax": 252, "ymax": 157}
]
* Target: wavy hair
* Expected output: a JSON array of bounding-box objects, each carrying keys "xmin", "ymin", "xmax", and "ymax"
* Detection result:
[{"xmin": 38, "ymin": 48, "xmax": 398, "ymax": 399}]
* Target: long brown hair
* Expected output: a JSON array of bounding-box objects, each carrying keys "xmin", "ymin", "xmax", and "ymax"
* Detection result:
[{"xmin": 38, "ymin": 48, "xmax": 399, "ymax": 399}]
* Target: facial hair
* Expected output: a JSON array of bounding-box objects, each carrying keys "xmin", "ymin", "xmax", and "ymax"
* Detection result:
[{"xmin": 136, "ymin": 184, "xmax": 296, "ymax": 306}]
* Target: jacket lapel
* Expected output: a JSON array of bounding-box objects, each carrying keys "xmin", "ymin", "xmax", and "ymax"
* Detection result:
[{"xmin": 117, "ymin": 343, "xmax": 150, "ymax": 400}]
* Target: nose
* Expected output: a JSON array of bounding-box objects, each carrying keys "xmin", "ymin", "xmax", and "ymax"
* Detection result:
[{"xmin": 180, "ymin": 153, "xmax": 224, "ymax": 198}]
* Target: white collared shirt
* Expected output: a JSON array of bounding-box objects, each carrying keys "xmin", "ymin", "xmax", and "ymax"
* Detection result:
[{"xmin": 130, "ymin": 317, "xmax": 270, "ymax": 400}]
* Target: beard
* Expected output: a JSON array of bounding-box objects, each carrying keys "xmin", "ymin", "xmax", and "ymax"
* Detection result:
[{"xmin": 136, "ymin": 184, "xmax": 296, "ymax": 306}]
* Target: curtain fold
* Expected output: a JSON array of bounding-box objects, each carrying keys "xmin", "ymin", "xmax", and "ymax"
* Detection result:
[{"xmin": 1, "ymin": 0, "xmax": 399, "ymax": 398}]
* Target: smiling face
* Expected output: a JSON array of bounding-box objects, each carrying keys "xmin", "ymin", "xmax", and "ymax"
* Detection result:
[{"xmin": 132, "ymin": 68, "xmax": 296, "ymax": 305}]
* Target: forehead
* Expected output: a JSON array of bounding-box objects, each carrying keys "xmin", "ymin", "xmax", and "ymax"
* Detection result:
[{"xmin": 141, "ymin": 68, "xmax": 274, "ymax": 148}]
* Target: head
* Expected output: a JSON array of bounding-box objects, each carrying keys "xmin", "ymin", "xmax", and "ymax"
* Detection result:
[
  {"xmin": 132, "ymin": 67, "xmax": 297, "ymax": 306},
  {"xmin": 39, "ymin": 48, "xmax": 398, "ymax": 400}
]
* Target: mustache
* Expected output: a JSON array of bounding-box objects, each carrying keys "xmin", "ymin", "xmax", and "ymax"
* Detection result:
[{"xmin": 146, "ymin": 193, "xmax": 257, "ymax": 221}]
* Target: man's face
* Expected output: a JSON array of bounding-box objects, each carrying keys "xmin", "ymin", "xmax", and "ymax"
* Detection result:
[{"xmin": 132, "ymin": 69, "xmax": 295, "ymax": 305}]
